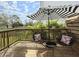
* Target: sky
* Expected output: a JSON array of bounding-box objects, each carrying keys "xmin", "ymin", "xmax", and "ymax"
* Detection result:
[
  {"xmin": 0, "ymin": 1, "xmax": 40, "ymax": 24},
  {"xmin": 40, "ymin": 1, "xmax": 79, "ymax": 8},
  {"xmin": 0, "ymin": 1, "xmax": 79, "ymax": 24}
]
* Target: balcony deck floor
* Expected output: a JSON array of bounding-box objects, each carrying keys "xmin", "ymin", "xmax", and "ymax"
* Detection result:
[{"xmin": 1, "ymin": 41, "xmax": 79, "ymax": 57}]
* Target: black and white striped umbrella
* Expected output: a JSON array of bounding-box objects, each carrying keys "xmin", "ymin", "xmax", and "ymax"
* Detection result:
[
  {"xmin": 27, "ymin": 5, "xmax": 79, "ymax": 20},
  {"xmin": 27, "ymin": 5, "xmax": 79, "ymax": 40}
]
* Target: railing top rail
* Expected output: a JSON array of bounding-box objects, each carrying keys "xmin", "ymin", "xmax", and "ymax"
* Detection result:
[{"xmin": 0, "ymin": 28, "xmax": 70, "ymax": 33}]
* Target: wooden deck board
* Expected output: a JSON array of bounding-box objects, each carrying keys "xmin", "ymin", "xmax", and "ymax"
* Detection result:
[{"xmin": 1, "ymin": 41, "xmax": 79, "ymax": 57}]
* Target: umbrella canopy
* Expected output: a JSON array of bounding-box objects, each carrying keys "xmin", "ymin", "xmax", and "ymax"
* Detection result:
[
  {"xmin": 27, "ymin": 5, "xmax": 79, "ymax": 41},
  {"xmin": 27, "ymin": 5, "xmax": 79, "ymax": 20}
]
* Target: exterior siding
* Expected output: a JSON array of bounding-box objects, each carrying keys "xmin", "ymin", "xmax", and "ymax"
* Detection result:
[{"xmin": 66, "ymin": 15, "xmax": 79, "ymax": 39}]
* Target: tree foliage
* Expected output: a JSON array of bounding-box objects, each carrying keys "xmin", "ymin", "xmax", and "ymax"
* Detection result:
[
  {"xmin": 48, "ymin": 20, "xmax": 65, "ymax": 29},
  {"xmin": 26, "ymin": 21, "xmax": 47, "ymax": 29},
  {"xmin": 0, "ymin": 13, "xmax": 9, "ymax": 28},
  {"xmin": 26, "ymin": 19, "xmax": 65, "ymax": 29},
  {"xmin": 0, "ymin": 14, "xmax": 24, "ymax": 29},
  {"xmin": 10, "ymin": 15, "xmax": 23, "ymax": 28},
  {"xmin": 12, "ymin": 21, "xmax": 23, "ymax": 28}
]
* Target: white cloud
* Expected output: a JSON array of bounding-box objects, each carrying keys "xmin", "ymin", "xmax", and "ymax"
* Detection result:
[
  {"xmin": 29, "ymin": 1, "xmax": 36, "ymax": 3},
  {"xmin": 0, "ymin": 1, "xmax": 23, "ymax": 12},
  {"xmin": 0, "ymin": 1, "xmax": 29, "ymax": 15},
  {"xmin": 0, "ymin": 1, "xmax": 40, "ymax": 23},
  {"xmin": 9, "ymin": 1, "xmax": 20, "ymax": 11}
]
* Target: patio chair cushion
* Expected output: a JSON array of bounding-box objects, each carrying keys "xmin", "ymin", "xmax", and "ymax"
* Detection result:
[
  {"xmin": 57, "ymin": 32, "xmax": 75, "ymax": 46},
  {"xmin": 33, "ymin": 30, "xmax": 47, "ymax": 42},
  {"xmin": 60, "ymin": 35, "xmax": 72, "ymax": 45},
  {"xmin": 33, "ymin": 33, "xmax": 41, "ymax": 41}
]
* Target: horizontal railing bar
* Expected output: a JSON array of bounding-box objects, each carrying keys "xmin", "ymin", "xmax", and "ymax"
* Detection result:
[{"xmin": 0, "ymin": 28, "xmax": 70, "ymax": 33}]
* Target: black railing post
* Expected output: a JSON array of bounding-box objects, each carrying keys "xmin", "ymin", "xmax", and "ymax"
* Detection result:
[
  {"xmin": 53, "ymin": 29, "xmax": 54, "ymax": 41},
  {"xmin": 15, "ymin": 30, "xmax": 18, "ymax": 41},
  {"xmin": 6, "ymin": 32, "xmax": 9, "ymax": 47},
  {"xmin": 17, "ymin": 30, "xmax": 19, "ymax": 41},
  {"xmin": 3, "ymin": 32, "xmax": 5, "ymax": 47}
]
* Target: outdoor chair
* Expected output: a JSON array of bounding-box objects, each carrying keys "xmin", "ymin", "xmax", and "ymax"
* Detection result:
[
  {"xmin": 33, "ymin": 31, "xmax": 41, "ymax": 41},
  {"xmin": 56, "ymin": 30, "xmax": 76, "ymax": 46},
  {"xmin": 33, "ymin": 30, "xmax": 47, "ymax": 43},
  {"xmin": 44, "ymin": 29, "xmax": 76, "ymax": 48}
]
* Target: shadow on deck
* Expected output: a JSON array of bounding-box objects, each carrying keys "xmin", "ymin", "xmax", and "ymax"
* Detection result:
[{"xmin": 1, "ymin": 41, "xmax": 79, "ymax": 57}]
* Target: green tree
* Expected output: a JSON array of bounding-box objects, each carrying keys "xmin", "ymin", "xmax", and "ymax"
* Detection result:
[
  {"xmin": 0, "ymin": 13, "xmax": 9, "ymax": 28},
  {"xmin": 12, "ymin": 21, "xmax": 23, "ymax": 28},
  {"xmin": 47, "ymin": 20, "xmax": 65, "ymax": 29},
  {"xmin": 26, "ymin": 21, "xmax": 47, "ymax": 29},
  {"xmin": 25, "ymin": 21, "xmax": 33, "ymax": 26},
  {"xmin": 10, "ymin": 15, "xmax": 23, "ymax": 28}
]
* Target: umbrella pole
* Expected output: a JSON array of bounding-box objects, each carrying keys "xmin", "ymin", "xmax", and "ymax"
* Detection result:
[{"xmin": 48, "ymin": 9, "xmax": 50, "ymax": 41}]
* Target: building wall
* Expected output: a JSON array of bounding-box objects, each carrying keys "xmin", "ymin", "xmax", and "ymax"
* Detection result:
[{"xmin": 66, "ymin": 15, "xmax": 79, "ymax": 39}]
